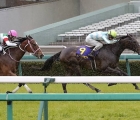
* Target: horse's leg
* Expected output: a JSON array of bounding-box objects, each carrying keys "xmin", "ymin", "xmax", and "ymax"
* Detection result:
[
  {"xmin": 83, "ymin": 83, "xmax": 101, "ymax": 93},
  {"xmin": 106, "ymin": 67, "xmax": 140, "ymax": 90},
  {"xmin": 115, "ymin": 67, "xmax": 128, "ymax": 76},
  {"xmin": 62, "ymin": 65, "xmax": 74, "ymax": 93},
  {"xmin": 62, "ymin": 83, "xmax": 67, "ymax": 93},
  {"xmin": 104, "ymin": 67, "xmax": 125, "ymax": 86},
  {"xmin": 73, "ymin": 64, "xmax": 101, "ymax": 93},
  {"xmin": 62, "ymin": 61, "xmax": 82, "ymax": 93},
  {"xmin": 10, "ymin": 83, "xmax": 23, "ymax": 93},
  {"xmin": 132, "ymin": 83, "xmax": 140, "ymax": 90},
  {"xmin": 108, "ymin": 83, "xmax": 117, "ymax": 86},
  {"xmin": 22, "ymin": 83, "xmax": 32, "ymax": 93},
  {"xmin": 7, "ymin": 83, "xmax": 32, "ymax": 93},
  {"xmin": 6, "ymin": 71, "xmax": 32, "ymax": 93},
  {"xmin": 6, "ymin": 71, "xmax": 19, "ymax": 93},
  {"xmin": 62, "ymin": 65, "xmax": 81, "ymax": 93},
  {"xmin": 115, "ymin": 67, "xmax": 140, "ymax": 90},
  {"xmin": 104, "ymin": 66, "xmax": 127, "ymax": 76}
]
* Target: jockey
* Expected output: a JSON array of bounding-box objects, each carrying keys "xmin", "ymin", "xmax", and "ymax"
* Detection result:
[
  {"xmin": 86, "ymin": 29, "xmax": 118, "ymax": 58},
  {"xmin": 0, "ymin": 30, "xmax": 18, "ymax": 54}
]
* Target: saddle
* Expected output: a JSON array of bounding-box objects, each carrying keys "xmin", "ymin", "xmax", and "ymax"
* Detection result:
[
  {"xmin": 76, "ymin": 45, "xmax": 99, "ymax": 59},
  {"xmin": 0, "ymin": 46, "xmax": 14, "ymax": 55},
  {"xmin": 3, "ymin": 40, "xmax": 20, "ymax": 52},
  {"xmin": 0, "ymin": 41, "xmax": 20, "ymax": 55}
]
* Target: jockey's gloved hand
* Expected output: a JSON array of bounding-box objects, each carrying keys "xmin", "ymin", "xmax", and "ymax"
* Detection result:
[{"xmin": 15, "ymin": 42, "xmax": 20, "ymax": 46}]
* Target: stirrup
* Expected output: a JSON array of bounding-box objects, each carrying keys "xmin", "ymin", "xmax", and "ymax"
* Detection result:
[
  {"xmin": 88, "ymin": 54, "xmax": 95, "ymax": 59},
  {"xmin": 88, "ymin": 53, "xmax": 94, "ymax": 57},
  {"xmin": 88, "ymin": 50, "xmax": 95, "ymax": 58}
]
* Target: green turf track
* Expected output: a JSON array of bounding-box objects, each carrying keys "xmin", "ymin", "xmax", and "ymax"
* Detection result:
[{"xmin": 0, "ymin": 83, "xmax": 140, "ymax": 120}]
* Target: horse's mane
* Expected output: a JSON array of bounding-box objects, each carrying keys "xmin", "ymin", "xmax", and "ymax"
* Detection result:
[
  {"xmin": 3, "ymin": 35, "xmax": 32, "ymax": 50},
  {"xmin": 118, "ymin": 35, "xmax": 128, "ymax": 40},
  {"xmin": 102, "ymin": 34, "xmax": 134, "ymax": 48},
  {"xmin": 14, "ymin": 35, "xmax": 33, "ymax": 43},
  {"xmin": 117, "ymin": 34, "xmax": 134, "ymax": 40}
]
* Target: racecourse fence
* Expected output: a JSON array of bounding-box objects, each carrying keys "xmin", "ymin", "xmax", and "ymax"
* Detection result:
[
  {"xmin": 1, "ymin": 76, "xmax": 140, "ymax": 120},
  {"xmin": 19, "ymin": 54, "xmax": 140, "ymax": 76}
]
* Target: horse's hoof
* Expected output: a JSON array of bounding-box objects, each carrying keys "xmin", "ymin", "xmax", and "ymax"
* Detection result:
[
  {"xmin": 96, "ymin": 89, "xmax": 101, "ymax": 93},
  {"xmin": 29, "ymin": 91, "xmax": 32, "ymax": 93},
  {"xmin": 135, "ymin": 87, "xmax": 140, "ymax": 90},
  {"xmin": 6, "ymin": 91, "xmax": 12, "ymax": 94},
  {"xmin": 108, "ymin": 83, "xmax": 117, "ymax": 86},
  {"xmin": 64, "ymin": 90, "xmax": 67, "ymax": 93}
]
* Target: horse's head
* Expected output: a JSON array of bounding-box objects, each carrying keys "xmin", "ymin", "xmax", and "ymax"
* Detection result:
[
  {"xmin": 119, "ymin": 34, "xmax": 140, "ymax": 55},
  {"xmin": 17, "ymin": 35, "xmax": 44, "ymax": 59}
]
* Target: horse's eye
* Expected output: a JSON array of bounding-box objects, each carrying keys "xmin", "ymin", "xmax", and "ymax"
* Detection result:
[{"xmin": 33, "ymin": 43, "xmax": 37, "ymax": 46}]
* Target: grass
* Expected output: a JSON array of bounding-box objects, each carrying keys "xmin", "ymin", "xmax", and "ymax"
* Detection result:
[{"xmin": 0, "ymin": 83, "xmax": 140, "ymax": 120}]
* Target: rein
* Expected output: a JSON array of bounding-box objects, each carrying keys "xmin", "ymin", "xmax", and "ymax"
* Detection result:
[
  {"xmin": 19, "ymin": 39, "xmax": 40, "ymax": 54},
  {"xmin": 8, "ymin": 49, "xmax": 20, "ymax": 62},
  {"xmin": 7, "ymin": 39, "xmax": 41, "ymax": 62},
  {"xmin": 27, "ymin": 39, "xmax": 40, "ymax": 54}
]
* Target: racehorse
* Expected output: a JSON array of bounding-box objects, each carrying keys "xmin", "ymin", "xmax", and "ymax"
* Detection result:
[
  {"xmin": 38, "ymin": 34, "xmax": 140, "ymax": 93},
  {"xmin": 0, "ymin": 35, "xmax": 44, "ymax": 93}
]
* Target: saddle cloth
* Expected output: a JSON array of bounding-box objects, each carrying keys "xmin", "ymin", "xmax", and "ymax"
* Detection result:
[{"xmin": 76, "ymin": 45, "xmax": 99, "ymax": 59}]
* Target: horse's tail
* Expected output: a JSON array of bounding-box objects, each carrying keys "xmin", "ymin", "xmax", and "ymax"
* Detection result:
[{"xmin": 40, "ymin": 51, "xmax": 61, "ymax": 71}]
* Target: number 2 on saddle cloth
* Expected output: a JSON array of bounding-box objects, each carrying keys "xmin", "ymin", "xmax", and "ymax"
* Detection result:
[{"xmin": 76, "ymin": 45, "xmax": 98, "ymax": 59}]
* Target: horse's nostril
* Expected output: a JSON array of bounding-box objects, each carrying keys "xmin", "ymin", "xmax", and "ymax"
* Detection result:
[{"xmin": 40, "ymin": 54, "xmax": 44, "ymax": 59}]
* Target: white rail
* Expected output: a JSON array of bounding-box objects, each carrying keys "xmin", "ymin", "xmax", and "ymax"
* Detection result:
[
  {"xmin": 0, "ymin": 76, "xmax": 140, "ymax": 83},
  {"xmin": 28, "ymin": 45, "xmax": 67, "ymax": 55},
  {"xmin": 39, "ymin": 45, "xmax": 67, "ymax": 48}
]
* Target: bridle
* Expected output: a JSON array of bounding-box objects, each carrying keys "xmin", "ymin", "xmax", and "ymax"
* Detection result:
[
  {"xmin": 8, "ymin": 38, "xmax": 41, "ymax": 62},
  {"xmin": 19, "ymin": 39, "xmax": 41, "ymax": 55}
]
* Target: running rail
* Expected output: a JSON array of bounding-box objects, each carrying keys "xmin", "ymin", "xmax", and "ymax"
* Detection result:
[
  {"xmin": 0, "ymin": 76, "xmax": 140, "ymax": 83},
  {"xmin": 1, "ymin": 76, "xmax": 140, "ymax": 120},
  {"xmin": 1, "ymin": 93, "xmax": 140, "ymax": 101},
  {"xmin": 39, "ymin": 45, "xmax": 67, "ymax": 49}
]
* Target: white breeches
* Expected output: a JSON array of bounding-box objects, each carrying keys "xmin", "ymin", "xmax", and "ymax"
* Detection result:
[
  {"xmin": 0, "ymin": 46, "xmax": 2, "ymax": 51},
  {"xmin": 85, "ymin": 36, "xmax": 103, "ymax": 51}
]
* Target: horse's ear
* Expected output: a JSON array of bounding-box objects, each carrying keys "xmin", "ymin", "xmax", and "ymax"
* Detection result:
[
  {"xmin": 126, "ymin": 33, "xmax": 128, "ymax": 36},
  {"xmin": 127, "ymin": 34, "xmax": 133, "ymax": 37},
  {"xmin": 28, "ymin": 35, "xmax": 32, "ymax": 39},
  {"xmin": 25, "ymin": 35, "xmax": 30, "ymax": 39}
]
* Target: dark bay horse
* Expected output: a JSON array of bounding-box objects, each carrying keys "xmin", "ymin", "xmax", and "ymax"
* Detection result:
[
  {"xmin": 0, "ymin": 35, "xmax": 44, "ymax": 93},
  {"xmin": 39, "ymin": 34, "xmax": 140, "ymax": 93}
]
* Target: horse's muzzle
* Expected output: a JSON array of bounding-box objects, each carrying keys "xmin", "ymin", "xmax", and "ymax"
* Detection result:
[
  {"xmin": 32, "ymin": 53, "xmax": 44, "ymax": 59},
  {"xmin": 40, "ymin": 54, "xmax": 44, "ymax": 59}
]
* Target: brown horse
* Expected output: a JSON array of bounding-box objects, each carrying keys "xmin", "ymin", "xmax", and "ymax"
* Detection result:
[
  {"xmin": 1, "ymin": 35, "xmax": 44, "ymax": 93},
  {"xmin": 39, "ymin": 34, "xmax": 140, "ymax": 93}
]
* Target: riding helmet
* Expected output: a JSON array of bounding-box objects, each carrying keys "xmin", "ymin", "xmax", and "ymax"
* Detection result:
[
  {"xmin": 8, "ymin": 30, "xmax": 18, "ymax": 37},
  {"xmin": 108, "ymin": 30, "xmax": 117, "ymax": 38}
]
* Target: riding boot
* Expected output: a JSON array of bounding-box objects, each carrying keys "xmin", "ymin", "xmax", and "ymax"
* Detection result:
[
  {"xmin": 88, "ymin": 50, "xmax": 95, "ymax": 59},
  {"xmin": 0, "ymin": 50, "xmax": 5, "ymax": 55},
  {"xmin": 0, "ymin": 47, "xmax": 6, "ymax": 55},
  {"xmin": 0, "ymin": 50, "xmax": 2, "ymax": 54}
]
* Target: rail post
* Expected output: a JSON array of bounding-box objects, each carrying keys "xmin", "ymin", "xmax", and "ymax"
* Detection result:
[
  {"xmin": 7, "ymin": 100, "xmax": 13, "ymax": 120},
  {"xmin": 126, "ymin": 58, "xmax": 131, "ymax": 76},
  {"xmin": 18, "ymin": 62, "xmax": 22, "ymax": 76},
  {"xmin": 37, "ymin": 78, "xmax": 55, "ymax": 120}
]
